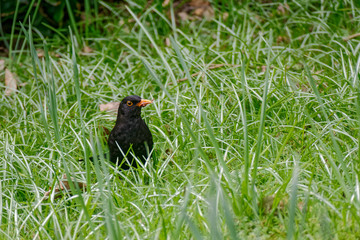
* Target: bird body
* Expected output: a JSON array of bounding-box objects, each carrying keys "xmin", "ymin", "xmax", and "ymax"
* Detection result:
[{"xmin": 107, "ymin": 95, "xmax": 153, "ymax": 169}]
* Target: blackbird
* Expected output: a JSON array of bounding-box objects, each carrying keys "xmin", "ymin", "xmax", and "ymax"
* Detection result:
[{"xmin": 107, "ymin": 95, "xmax": 153, "ymax": 169}]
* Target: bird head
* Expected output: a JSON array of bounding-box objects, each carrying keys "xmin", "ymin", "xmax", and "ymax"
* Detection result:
[{"xmin": 118, "ymin": 95, "xmax": 153, "ymax": 118}]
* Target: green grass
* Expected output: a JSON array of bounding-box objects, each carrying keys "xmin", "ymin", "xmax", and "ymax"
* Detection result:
[{"xmin": 1, "ymin": 1, "xmax": 360, "ymax": 239}]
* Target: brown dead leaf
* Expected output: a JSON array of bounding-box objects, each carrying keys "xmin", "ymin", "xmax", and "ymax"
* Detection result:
[
  {"xmin": 102, "ymin": 126, "xmax": 111, "ymax": 136},
  {"xmin": 202, "ymin": 7, "xmax": 214, "ymax": 20},
  {"xmin": 43, "ymin": 174, "xmax": 87, "ymax": 200},
  {"xmin": 80, "ymin": 46, "xmax": 94, "ymax": 55},
  {"xmin": 193, "ymin": 7, "xmax": 204, "ymax": 16},
  {"xmin": 222, "ymin": 12, "xmax": 229, "ymax": 21},
  {"xmin": 0, "ymin": 59, "xmax": 5, "ymax": 71},
  {"xmin": 5, "ymin": 69, "xmax": 17, "ymax": 96},
  {"xmin": 37, "ymin": 49, "xmax": 45, "ymax": 58},
  {"xmin": 189, "ymin": 0, "xmax": 209, "ymax": 7},
  {"xmin": 191, "ymin": 0, "xmax": 214, "ymax": 20},
  {"xmin": 83, "ymin": 46, "xmax": 93, "ymax": 53},
  {"xmin": 276, "ymin": 36, "xmax": 289, "ymax": 44},
  {"xmin": 176, "ymin": 0, "xmax": 214, "ymax": 21},
  {"xmin": 178, "ymin": 12, "xmax": 189, "ymax": 21},
  {"xmin": 277, "ymin": 4, "xmax": 286, "ymax": 15},
  {"xmin": 99, "ymin": 102, "xmax": 120, "ymax": 112},
  {"xmin": 162, "ymin": 0, "xmax": 170, "ymax": 7}
]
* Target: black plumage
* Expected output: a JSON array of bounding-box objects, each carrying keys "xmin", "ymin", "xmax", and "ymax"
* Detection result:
[{"xmin": 107, "ymin": 95, "xmax": 153, "ymax": 169}]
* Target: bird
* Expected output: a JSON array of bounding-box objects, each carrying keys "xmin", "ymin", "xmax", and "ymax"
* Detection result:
[{"xmin": 107, "ymin": 95, "xmax": 153, "ymax": 169}]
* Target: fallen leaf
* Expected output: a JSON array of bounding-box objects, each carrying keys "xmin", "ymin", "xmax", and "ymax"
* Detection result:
[
  {"xmin": 202, "ymin": 7, "xmax": 214, "ymax": 20},
  {"xmin": 222, "ymin": 12, "xmax": 229, "ymax": 21},
  {"xmin": 191, "ymin": 0, "xmax": 214, "ymax": 20},
  {"xmin": 102, "ymin": 126, "xmax": 111, "ymax": 136},
  {"xmin": 189, "ymin": 0, "xmax": 209, "ymax": 7},
  {"xmin": 80, "ymin": 46, "xmax": 94, "ymax": 55},
  {"xmin": 277, "ymin": 4, "xmax": 286, "ymax": 15},
  {"xmin": 43, "ymin": 174, "xmax": 87, "ymax": 200},
  {"xmin": 178, "ymin": 12, "xmax": 189, "ymax": 21},
  {"xmin": 278, "ymin": 3, "xmax": 290, "ymax": 15},
  {"xmin": 276, "ymin": 35, "xmax": 289, "ymax": 44},
  {"xmin": 194, "ymin": 7, "xmax": 204, "ymax": 16},
  {"xmin": 37, "ymin": 49, "xmax": 45, "ymax": 58},
  {"xmin": 99, "ymin": 102, "xmax": 120, "ymax": 112},
  {"xmin": 176, "ymin": 0, "xmax": 214, "ymax": 21},
  {"xmin": 5, "ymin": 69, "xmax": 17, "ymax": 96},
  {"xmin": 162, "ymin": 0, "xmax": 170, "ymax": 7}
]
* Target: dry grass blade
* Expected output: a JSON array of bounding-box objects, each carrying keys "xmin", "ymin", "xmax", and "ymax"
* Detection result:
[{"xmin": 343, "ymin": 33, "xmax": 360, "ymax": 41}]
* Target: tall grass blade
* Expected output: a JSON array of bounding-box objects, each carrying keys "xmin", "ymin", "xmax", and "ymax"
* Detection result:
[
  {"xmin": 304, "ymin": 62, "xmax": 352, "ymax": 193},
  {"xmin": 8, "ymin": 0, "xmax": 20, "ymax": 61},
  {"xmin": 126, "ymin": 6, "xmax": 177, "ymax": 85},
  {"xmin": 251, "ymin": 31, "xmax": 273, "ymax": 213},
  {"xmin": 19, "ymin": 22, "xmax": 51, "ymax": 144},
  {"xmin": 170, "ymin": 36, "xmax": 232, "ymax": 183},
  {"xmin": 65, "ymin": 0, "xmax": 82, "ymax": 45},
  {"xmin": 239, "ymin": 60, "xmax": 249, "ymax": 196}
]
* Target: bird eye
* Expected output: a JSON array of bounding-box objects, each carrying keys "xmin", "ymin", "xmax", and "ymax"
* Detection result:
[{"xmin": 126, "ymin": 101, "xmax": 133, "ymax": 106}]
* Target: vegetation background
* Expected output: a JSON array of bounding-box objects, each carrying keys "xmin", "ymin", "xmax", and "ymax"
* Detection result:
[{"xmin": 1, "ymin": 0, "xmax": 360, "ymax": 239}]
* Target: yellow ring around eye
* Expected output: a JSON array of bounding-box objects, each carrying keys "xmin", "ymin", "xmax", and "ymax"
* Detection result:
[{"xmin": 126, "ymin": 101, "xmax": 133, "ymax": 106}]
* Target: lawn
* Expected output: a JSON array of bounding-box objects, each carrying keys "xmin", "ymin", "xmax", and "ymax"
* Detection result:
[{"xmin": 0, "ymin": 0, "xmax": 359, "ymax": 239}]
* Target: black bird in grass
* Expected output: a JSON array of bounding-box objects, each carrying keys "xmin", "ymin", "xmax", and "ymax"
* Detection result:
[{"xmin": 107, "ymin": 95, "xmax": 153, "ymax": 169}]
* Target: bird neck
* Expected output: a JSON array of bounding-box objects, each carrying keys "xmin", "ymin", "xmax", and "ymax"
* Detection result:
[{"xmin": 116, "ymin": 113, "xmax": 141, "ymax": 125}]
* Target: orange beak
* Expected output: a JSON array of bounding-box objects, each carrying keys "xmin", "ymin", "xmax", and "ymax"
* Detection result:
[{"xmin": 136, "ymin": 99, "xmax": 153, "ymax": 107}]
